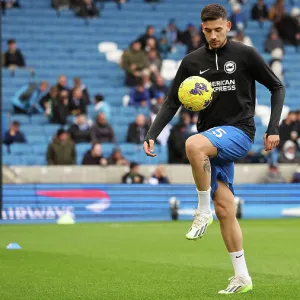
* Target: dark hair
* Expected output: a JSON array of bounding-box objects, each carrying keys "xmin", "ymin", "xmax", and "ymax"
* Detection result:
[
  {"xmin": 130, "ymin": 162, "xmax": 139, "ymax": 170},
  {"xmin": 8, "ymin": 39, "xmax": 16, "ymax": 45},
  {"xmin": 56, "ymin": 128, "xmax": 66, "ymax": 137},
  {"xmin": 95, "ymin": 94, "xmax": 104, "ymax": 103},
  {"xmin": 12, "ymin": 121, "xmax": 20, "ymax": 127},
  {"xmin": 201, "ymin": 4, "xmax": 227, "ymax": 22}
]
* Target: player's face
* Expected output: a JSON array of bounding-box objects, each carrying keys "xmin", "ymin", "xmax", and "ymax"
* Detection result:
[{"xmin": 202, "ymin": 18, "xmax": 231, "ymax": 49}]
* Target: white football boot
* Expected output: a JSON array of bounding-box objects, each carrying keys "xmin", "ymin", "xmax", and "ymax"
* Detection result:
[
  {"xmin": 218, "ymin": 276, "xmax": 253, "ymax": 294},
  {"xmin": 185, "ymin": 209, "xmax": 213, "ymax": 240}
]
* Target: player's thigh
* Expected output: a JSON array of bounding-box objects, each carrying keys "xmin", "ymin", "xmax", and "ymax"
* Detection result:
[
  {"xmin": 185, "ymin": 133, "xmax": 218, "ymax": 158},
  {"xmin": 213, "ymin": 180, "xmax": 236, "ymax": 219}
]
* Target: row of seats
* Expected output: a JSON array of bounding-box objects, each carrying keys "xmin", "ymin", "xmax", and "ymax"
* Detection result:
[{"xmin": 2, "ymin": 143, "xmax": 169, "ymax": 166}]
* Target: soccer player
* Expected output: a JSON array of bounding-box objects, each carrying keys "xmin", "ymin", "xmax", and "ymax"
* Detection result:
[{"xmin": 143, "ymin": 4, "xmax": 285, "ymax": 294}]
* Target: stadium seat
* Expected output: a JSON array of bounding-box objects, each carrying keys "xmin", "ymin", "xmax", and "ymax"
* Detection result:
[{"xmin": 9, "ymin": 144, "xmax": 32, "ymax": 155}]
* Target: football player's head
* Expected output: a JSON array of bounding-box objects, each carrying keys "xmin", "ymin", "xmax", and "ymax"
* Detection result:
[{"xmin": 201, "ymin": 4, "xmax": 231, "ymax": 50}]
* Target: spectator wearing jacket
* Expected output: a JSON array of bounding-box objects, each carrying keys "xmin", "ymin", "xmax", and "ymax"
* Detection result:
[
  {"xmin": 12, "ymin": 81, "xmax": 48, "ymax": 114},
  {"xmin": 82, "ymin": 143, "xmax": 108, "ymax": 165},
  {"xmin": 4, "ymin": 39, "xmax": 25, "ymax": 69},
  {"xmin": 91, "ymin": 112, "xmax": 115, "ymax": 143},
  {"xmin": 68, "ymin": 113, "xmax": 92, "ymax": 143},
  {"xmin": 46, "ymin": 129, "xmax": 76, "ymax": 165},
  {"xmin": 3, "ymin": 121, "xmax": 27, "ymax": 146}
]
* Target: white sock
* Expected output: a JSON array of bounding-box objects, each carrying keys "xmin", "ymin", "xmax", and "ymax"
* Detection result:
[
  {"xmin": 197, "ymin": 187, "xmax": 211, "ymax": 212},
  {"xmin": 229, "ymin": 249, "xmax": 250, "ymax": 279}
]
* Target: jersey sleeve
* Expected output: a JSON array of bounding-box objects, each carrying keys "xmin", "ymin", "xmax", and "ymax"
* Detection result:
[
  {"xmin": 247, "ymin": 47, "xmax": 285, "ymax": 136},
  {"xmin": 145, "ymin": 58, "xmax": 189, "ymax": 142}
]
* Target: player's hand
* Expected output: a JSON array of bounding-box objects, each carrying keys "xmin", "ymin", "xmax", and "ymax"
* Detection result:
[
  {"xmin": 264, "ymin": 134, "xmax": 280, "ymax": 151},
  {"xmin": 143, "ymin": 139, "xmax": 157, "ymax": 157}
]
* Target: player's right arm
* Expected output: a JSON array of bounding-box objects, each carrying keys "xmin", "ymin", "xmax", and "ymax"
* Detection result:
[{"xmin": 144, "ymin": 58, "xmax": 189, "ymax": 157}]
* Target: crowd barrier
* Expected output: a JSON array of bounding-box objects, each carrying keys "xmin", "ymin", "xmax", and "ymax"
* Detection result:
[{"xmin": 1, "ymin": 184, "xmax": 300, "ymax": 224}]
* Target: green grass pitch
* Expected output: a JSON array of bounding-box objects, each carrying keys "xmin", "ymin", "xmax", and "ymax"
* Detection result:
[{"xmin": 1, "ymin": 219, "xmax": 300, "ymax": 300}]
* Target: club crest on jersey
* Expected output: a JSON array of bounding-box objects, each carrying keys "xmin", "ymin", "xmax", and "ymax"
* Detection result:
[{"xmin": 224, "ymin": 61, "xmax": 236, "ymax": 74}]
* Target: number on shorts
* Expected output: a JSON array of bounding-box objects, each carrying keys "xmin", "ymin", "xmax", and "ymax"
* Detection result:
[{"xmin": 210, "ymin": 128, "xmax": 227, "ymax": 138}]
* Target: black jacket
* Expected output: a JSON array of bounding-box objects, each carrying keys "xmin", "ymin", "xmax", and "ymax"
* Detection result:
[
  {"xmin": 167, "ymin": 125, "xmax": 188, "ymax": 164},
  {"xmin": 51, "ymin": 102, "xmax": 69, "ymax": 125},
  {"xmin": 3, "ymin": 130, "xmax": 26, "ymax": 146},
  {"xmin": 146, "ymin": 40, "xmax": 285, "ymax": 143},
  {"xmin": 68, "ymin": 123, "xmax": 91, "ymax": 143},
  {"xmin": 91, "ymin": 122, "xmax": 115, "ymax": 143},
  {"xmin": 4, "ymin": 49, "xmax": 25, "ymax": 67},
  {"xmin": 251, "ymin": 4, "xmax": 269, "ymax": 20},
  {"xmin": 82, "ymin": 150, "xmax": 105, "ymax": 165},
  {"xmin": 127, "ymin": 123, "xmax": 150, "ymax": 144}
]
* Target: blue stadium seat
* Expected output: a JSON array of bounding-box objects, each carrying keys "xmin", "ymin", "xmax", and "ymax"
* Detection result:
[
  {"xmin": 22, "ymin": 155, "xmax": 46, "ymax": 166},
  {"xmin": 26, "ymin": 135, "xmax": 47, "ymax": 144},
  {"xmin": 119, "ymin": 143, "xmax": 141, "ymax": 155},
  {"xmin": 101, "ymin": 143, "xmax": 115, "ymax": 156},
  {"xmin": 32, "ymin": 144, "xmax": 48, "ymax": 155},
  {"xmin": 11, "ymin": 115, "xmax": 30, "ymax": 125},
  {"xmin": 9, "ymin": 143, "xmax": 32, "ymax": 155},
  {"xmin": 3, "ymin": 155, "xmax": 23, "ymax": 166}
]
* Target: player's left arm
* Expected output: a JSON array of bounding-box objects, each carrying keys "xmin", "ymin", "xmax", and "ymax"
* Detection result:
[{"xmin": 247, "ymin": 47, "xmax": 285, "ymax": 151}]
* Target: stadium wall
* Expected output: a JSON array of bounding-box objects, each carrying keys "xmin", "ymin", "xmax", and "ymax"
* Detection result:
[
  {"xmin": 3, "ymin": 164, "xmax": 298, "ymax": 184},
  {"xmin": 1, "ymin": 183, "xmax": 300, "ymax": 224}
]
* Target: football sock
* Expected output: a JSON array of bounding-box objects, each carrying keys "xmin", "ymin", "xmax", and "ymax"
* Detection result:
[
  {"xmin": 229, "ymin": 249, "xmax": 250, "ymax": 279},
  {"xmin": 197, "ymin": 187, "xmax": 211, "ymax": 212}
]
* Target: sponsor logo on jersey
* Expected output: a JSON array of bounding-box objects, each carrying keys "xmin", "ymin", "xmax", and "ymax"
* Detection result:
[
  {"xmin": 210, "ymin": 79, "xmax": 236, "ymax": 92},
  {"xmin": 224, "ymin": 61, "xmax": 236, "ymax": 74}
]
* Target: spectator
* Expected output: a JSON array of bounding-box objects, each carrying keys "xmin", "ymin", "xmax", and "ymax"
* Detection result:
[
  {"xmin": 179, "ymin": 23, "xmax": 198, "ymax": 45},
  {"xmin": 126, "ymin": 114, "xmax": 150, "ymax": 144},
  {"xmin": 158, "ymin": 33, "xmax": 171, "ymax": 59},
  {"xmin": 291, "ymin": 167, "xmax": 300, "ymax": 183},
  {"xmin": 77, "ymin": 0, "xmax": 99, "ymax": 18},
  {"xmin": 278, "ymin": 111, "xmax": 298, "ymax": 150},
  {"xmin": 122, "ymin": 162, "xmax": 145, "ymax": 184},
  {"xmin": 46, "ymin": 129, "xmax": 76, "ymax": 165},
  {"xmin": 129, "ymin": 81, "xmax": 151, "ymax": 107},
  {"xmin": 168, "ymin": 122, "xmax": 188, "ymax": 164},
  {"xmin": 147, "ymin": 49, "xmax": 162, "ymax": 74},
  {"xmin": 68, "ymin": 113, "xmax": 92, "ymax": 143},
  {"xmin": 149, "ymin": 165, "xmax": 170, "ymax": 184},
  {"xmin": 165, "ymin": 19, "xmax": 180, "ymax": 49},
  {"xmin": 91, "ymin": 112, "xmax": 115, "ymax": 143},
  {"xmin": 230, "ymin": 4, "xmax": 246, "ymax": 31},
  {"xmin": 12, "ymin": 81, "xmax": 49, "ymax": 114},
  {"xmin": 91, "ymin": 94, "xmax": 112, "ymax": 122},
  {"xmin": 55, "ymin": 75, "xmax": 69, "ymax": 93},
  {"xmin": 72, "ymin": 77, "xmax": 90, "ymax": 105},
  {"xmin": 69, "ymin": 87, "xmax": 88, "ymax": 115},
  {"xmin": 1, "ymin": 0, "xmax": 20, "ymax": 9},
  {"xmin": 262, "ymin": 164, "xmax": 286, "ymax": 183},
  {"xmin": 51, "ymin": 90, "xmax": 69, "ymax": 125},
  {"xmin": 279, "ymin": 140, "xmax": 300, "ymax": 163},
  {"xmin": 107, "ymin": 148, "xmax": 129, "ymax": 166},
  {"xmin": 122, "ymin": 41, "xmax": 149, "ymax": 86},
  {"xmin": 82, "ymin": 143, "xmax": 108, "ymax": 165},
  {"xmin": 251, "ymin": 0, "xmax": 269, "ymax": 21},
  {"xmin": 145, "ymin": 37, "xmax": 158, "ymax": 54},
  {"xmin": 264, "ymin": 30, "xmax": 284, "ymax": 53},
  {"xmin": 39, "ymin": 86, "xmax": 58, "ymax": 116},
  {"xmin": 149, "ymin": 75, "xmax": 169, "ymax": 99},
  {"xmin": 3, "ymin": 121, "xmax": 26, "ymax": 146},
  {"xmin": 142, "ymin": 69, "xmax": 153, "ymax": 90},
  {"xmin": 269, "ymin": 0, "xmax": 285, "ymax": 22},
  {"xmin": 4, "ymin": 39, "xmax": 25, "ymax": 69},
  {"xmin": 187, "ymin": 33, "xmax": 203, "ymax": 54},
  {"xmin": 138, "ymin": 25, "xmax": 157, "ymax": 49},
  {"xmin": 276, "ymin": 13, "xmax": 300, "ymax": 47},
  {"xmin": 232, "ymin": 30, "xmax": 253, "ymax": 47}
]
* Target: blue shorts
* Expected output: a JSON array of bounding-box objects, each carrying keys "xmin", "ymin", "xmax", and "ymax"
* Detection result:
[{"xmin": 201, "ymin": 126, "xmax": 253, "ymax": 198}]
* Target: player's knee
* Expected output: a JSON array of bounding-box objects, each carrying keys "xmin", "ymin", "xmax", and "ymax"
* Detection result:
[
  {"xmin": 215, "ymin": 204, "xmax": 231, "ymax": 220},
  {"xmin": 185, "ymin": 136, "xmax": 207, "ymax": 159}
]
